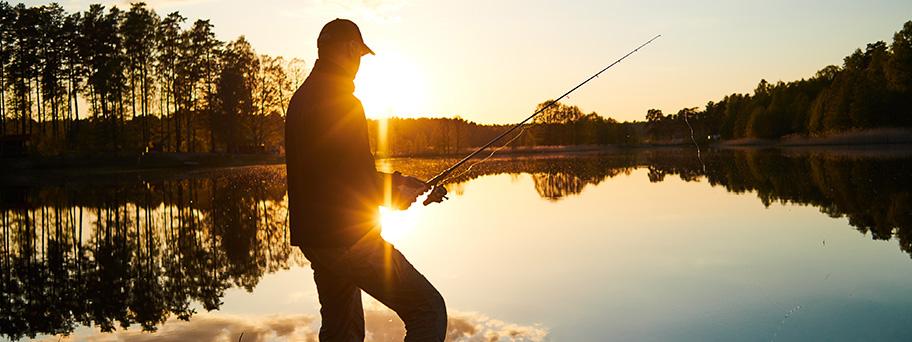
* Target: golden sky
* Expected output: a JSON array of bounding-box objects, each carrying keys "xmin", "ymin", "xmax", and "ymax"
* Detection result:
[{"xmin": 25, "ymin": 0, "xmax": 912, "ymax": 124}]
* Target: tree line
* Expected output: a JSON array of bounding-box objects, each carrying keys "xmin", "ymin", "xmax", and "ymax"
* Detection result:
[
  {"xmin": 367, "ymin": 101, "xmax": 642, "ymax": 157},
  {"xmin": 646, "ymin": 20, "xmax": 912, "ymax": 142},
  {"xmin": 0, "ymin": 1, "xmax": 304, "ymax": 156},
  {"xmin": 11, "ymin": 2, "xmax": 907, "ymax": 158},
  {"xmin": 0, "ymin": 1, "xmax": 645, "ymax": 159}
]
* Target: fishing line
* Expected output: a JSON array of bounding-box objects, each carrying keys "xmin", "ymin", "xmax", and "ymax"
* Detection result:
[
  {"xmin": 422, "ymin": 35, "xmax": 662, "ymax": 205},
  {"xmin": 440, "ymin": 124, "xmax": 530, "ymax": 185},
  {"xmin": 731, "ymin": 240, "xmax": 804, "ymax": 342},
  {"xmin": 770, "ymin": 305, "xmax": 802, "ymax": 342}
]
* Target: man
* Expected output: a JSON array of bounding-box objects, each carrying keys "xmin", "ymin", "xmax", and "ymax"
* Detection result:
[{"xmin": 284, "ymin": 18, "xmax": 447, "ymax": 342}]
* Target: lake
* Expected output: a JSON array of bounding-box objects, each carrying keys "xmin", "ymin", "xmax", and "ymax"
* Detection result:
[{"xmin": 2, "ymin": 147, "xmax": 912, "ymax": 342}]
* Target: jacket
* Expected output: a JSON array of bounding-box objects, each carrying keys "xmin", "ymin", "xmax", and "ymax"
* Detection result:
[{"xmin": 285, "ymin": 59, "xmax": 384, "ymax": 247}]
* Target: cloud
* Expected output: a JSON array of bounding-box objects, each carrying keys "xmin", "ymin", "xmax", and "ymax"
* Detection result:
[
  {"xmin": 322, "ymin": 0, "xmax": 408, "ymax": 24},
  {"xmin": 113, "ymin": 0, "xmax": 219, "ymax": 9},
  {"xmin": 55, "ymin": 303, "xmax": 546, "ymax": 342},
  {"xmin": 71, "ymin": 312, "xmax": 317, "ymax": 342},
  {"xmin": 472, "ymin": 317, "xmax": 549, "ymax": 342},
  {"xmin": 362, "ymin": 300, "xmax": 548, "ymax": 342}
]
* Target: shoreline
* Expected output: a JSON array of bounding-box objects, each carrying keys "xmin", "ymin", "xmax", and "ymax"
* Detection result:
[
  {"xmin": 719, "ymin": 127, "xmax": 912, "ymax": 147},
  {"xmin": 3, "ymin": 128, "xmax": 911, "ymax": 177}
]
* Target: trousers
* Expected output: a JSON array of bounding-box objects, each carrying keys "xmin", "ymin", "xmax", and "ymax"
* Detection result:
[{"xmin": 301, "ymin": 231, "xmax": 447, "ymax": 342}]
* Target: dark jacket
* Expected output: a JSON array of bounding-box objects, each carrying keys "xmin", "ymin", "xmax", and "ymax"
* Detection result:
[{"xmin": 285, "ymin": 59, "xmax": 384, "ymax": 247}]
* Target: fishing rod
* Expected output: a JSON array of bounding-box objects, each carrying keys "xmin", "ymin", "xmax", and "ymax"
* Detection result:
[{"xmin": 422, "ymin": 34, "xmax": 661, "ymax": 206}]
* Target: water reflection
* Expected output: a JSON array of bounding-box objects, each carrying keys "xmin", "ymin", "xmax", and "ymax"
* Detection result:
[
  {"xmin": 383, "ymin": 148, "xmax": 912, "ymax": 257},
  {"xmin": 1, "ymin": 148, "xmax": 911, "ymax": 340},
  {"xmin": 48, "ymin": 304, "xmax": 546, "ymax": 342},
  {"xmin": 0, "ymin": 166, "xmax": 300, "ymax": 340},
  {"xmin": 656, "ymin": 148, "xmax": 912, "ymax": 257}
]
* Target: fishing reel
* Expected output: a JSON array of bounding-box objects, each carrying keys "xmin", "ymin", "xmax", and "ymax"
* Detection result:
[{"xmin": 422, "ymin": 185, "xmax": 448, "ymax": 206}]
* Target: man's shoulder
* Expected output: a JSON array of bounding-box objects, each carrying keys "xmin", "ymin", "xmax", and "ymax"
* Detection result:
[
  {"xmin": 292, "ymin": 76, "xmax": 320, "ymax": 99},
  {"xmin": 292, "ymin": 72, "xmax": 342, "ymax": 101},
  {"xmin": 287, "ymin": 78, "xmax": 321, "ymax": 114}
]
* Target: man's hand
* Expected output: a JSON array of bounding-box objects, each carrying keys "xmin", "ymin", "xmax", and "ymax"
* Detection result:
[{"xmin": 388, "ymin": 172, "xmax": 430, "ymax": 210}]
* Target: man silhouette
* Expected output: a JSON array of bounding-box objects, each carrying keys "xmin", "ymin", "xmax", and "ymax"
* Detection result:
[{"xmin": 284, "ymin": 19, "xmax": 447, "ymax": 342}]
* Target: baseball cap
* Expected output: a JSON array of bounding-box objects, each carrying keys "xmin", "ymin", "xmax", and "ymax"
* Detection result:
[{"xmin": 317, "ymin": 18, "xmax": 375, "ymax": 56}]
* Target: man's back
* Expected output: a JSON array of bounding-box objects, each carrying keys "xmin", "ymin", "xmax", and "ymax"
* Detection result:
[{"xmin": 285, "ymin": 59, "xmax": 381, "ymax": 248}]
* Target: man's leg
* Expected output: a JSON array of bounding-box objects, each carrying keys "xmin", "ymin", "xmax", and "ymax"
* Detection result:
[
  {"xmin": 345, "ymin": 234, "xmax": 447, "ymax": 342},
  {"xmin": 305, "ymin": 248, "xmax": 366, "ymax": 342}
]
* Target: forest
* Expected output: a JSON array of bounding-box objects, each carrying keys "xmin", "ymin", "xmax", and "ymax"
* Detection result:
[
  {"xmin": 0, "ymin": 1, "xmax": 303, "ymax": 156},
  {"xmin": 0, "ymin": 2, "xmax": 641, "ymax": 159},
  {"xmin": 1, "ymin": 2, "xmax": 910, "ymax": 159},
  {"xmin": 367, "ymin": 103, "xmax": 642, "ymax": 157},
  {"xmin": 645, "ymin": 20, "xmax": 912, "ymax": 142}
]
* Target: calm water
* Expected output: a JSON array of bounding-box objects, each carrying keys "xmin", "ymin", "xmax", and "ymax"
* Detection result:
[{"xmin": 2, "ymin": 148, "xmax": 912, "ymax": 342}]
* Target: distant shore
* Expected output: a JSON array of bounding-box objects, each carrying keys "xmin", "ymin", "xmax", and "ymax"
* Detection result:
[
  {"xmin": 3, "ymin": 128, "xmax": 911, "ymax": 178},
  {"xmin": 0, "ymin": 152, "xmax": 285, "ymax": 180},
  {"xmin": 719, "ymin": 128, "xmax": 912, "ymax": 147}
]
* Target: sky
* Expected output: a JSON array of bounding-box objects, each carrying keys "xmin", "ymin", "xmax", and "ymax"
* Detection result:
[{"xmin": 21, "ymin": 0, "xmax": 912, "ymax": 124}]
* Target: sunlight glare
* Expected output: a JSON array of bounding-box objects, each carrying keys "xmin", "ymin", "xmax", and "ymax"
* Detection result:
[
  {"xmin": 379, "ymin": 206, "xmax": 422, "ymax": 242},
  {"xmin": 355, "ymin": 50, "xmax": 427, "ymax": 119}
]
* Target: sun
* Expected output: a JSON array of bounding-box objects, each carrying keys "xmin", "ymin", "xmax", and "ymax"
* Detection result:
[{"xmin": 354, "ymin": 50, "xmax": 428, "ymax": 119}]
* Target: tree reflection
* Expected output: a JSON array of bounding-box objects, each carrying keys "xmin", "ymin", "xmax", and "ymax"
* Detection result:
[
  {"xmin": 645, "ymin": 148, "xmax": 912, "ymax": 258},
  {"xmin": 2, "ymin": 150, "xmax": 911, "ymax": 339},
  {"xmin": 0, "ymin": 166, "xmax": 300, "ymax": 340},
  {"xmin": 383, "ymin": 153, "xmax": 638, "ymax": 201},
  {"xmin": 532, "ymin": 173, "xmax": 587, "ymax": 201},
  {"xmin": 384, "ymin": 148, "xmax": 912, "ymax": 258}
]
